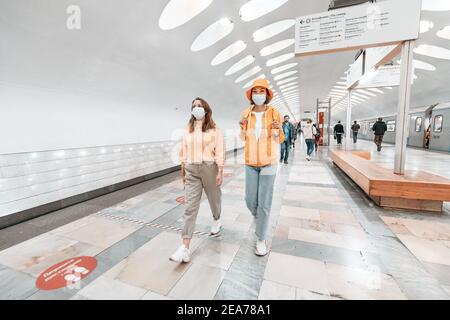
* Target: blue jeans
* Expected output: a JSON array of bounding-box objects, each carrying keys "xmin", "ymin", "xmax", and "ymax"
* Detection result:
[
  {"xmin": 245, "ymin": 165, "xmax": 277, "ymax": 241},
  {"xmin": 280, "ymin": 140, "xmax": 290, "ymax": 162},
  {"xmin": 305, "ymin": 139, "xmax": 315, "ymax": 156},
  {"xmin": 353, "ymin": 132, "xmax": 358, "ymax": 143}
]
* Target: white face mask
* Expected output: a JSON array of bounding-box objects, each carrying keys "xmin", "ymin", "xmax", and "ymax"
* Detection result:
[
  {"xmin": 191, "ymin": 106, "xmax": 205, "ymax": 120},
  {"xmin": 252, "ymin": 93, "xmax": 266, "ymax": 106}
]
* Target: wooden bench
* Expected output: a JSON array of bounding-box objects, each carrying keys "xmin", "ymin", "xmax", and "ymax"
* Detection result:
[{"xmin": 329, "ymin": 149, "xmax": 450, "ymax": 213}]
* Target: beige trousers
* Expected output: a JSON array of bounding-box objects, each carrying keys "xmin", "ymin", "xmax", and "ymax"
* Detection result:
[{"xmin": 182, "ymin": 162, "xmax": 222, "ymax": 239}]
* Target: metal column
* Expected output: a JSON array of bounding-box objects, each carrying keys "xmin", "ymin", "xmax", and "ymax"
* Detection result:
[
  {"xmin": 394, "ymin": 40, "xmax": 415, "ymax": 175},
  {"xmin": 345, "ymin": 90, "xmax": 352, "ymax": 151}
]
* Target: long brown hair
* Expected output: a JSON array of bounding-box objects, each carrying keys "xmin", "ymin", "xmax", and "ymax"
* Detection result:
[{"xmin": 188, "ymin": 97, "xmax": 216, "ymax": 133}]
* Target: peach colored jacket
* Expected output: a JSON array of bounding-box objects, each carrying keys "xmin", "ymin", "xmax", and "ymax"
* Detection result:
[
  {"xmin": 240, "ymin": 105, "xmax": 284, "ymax": 167},
  {"xmin": 179, "ymin": 120, "xmax": 226, "ymax": 168}
]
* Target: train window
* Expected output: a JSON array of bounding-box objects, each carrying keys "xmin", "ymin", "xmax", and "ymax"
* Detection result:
[
  {"xmin": 387, "ymin": 120, "xmax": 396, "ymax": 132},
  {"xmin": 415, "ymin": 117, "xmax": 422, "ymax": 132},
  {"xmin": 434, "ymin": 115, "xmax": 443, "ymax": 133}
]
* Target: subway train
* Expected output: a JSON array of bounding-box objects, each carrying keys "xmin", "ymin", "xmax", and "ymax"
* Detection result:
[{"xmin": 356, "ymin": 102, "xmax": 450, "ymax": 153}]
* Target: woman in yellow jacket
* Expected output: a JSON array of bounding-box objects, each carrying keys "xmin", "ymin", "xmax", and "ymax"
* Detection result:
[{"xmin": 239, "ymin": 79, "xmax": 284, "ymax": 256}]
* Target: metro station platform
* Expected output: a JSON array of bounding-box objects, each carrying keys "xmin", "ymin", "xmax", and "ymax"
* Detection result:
[{"xmin": 1, "ymin": 143, "xmax": 449, "ymax": 300}]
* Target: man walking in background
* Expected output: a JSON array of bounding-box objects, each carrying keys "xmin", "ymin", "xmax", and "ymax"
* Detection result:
[
  {"xmin": 372, "ymin": 117, "xmax": 387, "ymax": 152},
  {"xmin": 351, "ymin": 121, "xmax": 361, "ymax": 143},
  {"xmin": 280, "ymin": 115, "xmax": 294, "ymax": 164},
  {"xmin": 334, "ymin": 121, "xmax": 345, "ymax": 145}
]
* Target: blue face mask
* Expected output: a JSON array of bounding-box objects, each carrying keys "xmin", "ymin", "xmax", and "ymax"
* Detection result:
[{"xmin": 252, "ymin": 93, "xmax": 266, "ymax": 106}]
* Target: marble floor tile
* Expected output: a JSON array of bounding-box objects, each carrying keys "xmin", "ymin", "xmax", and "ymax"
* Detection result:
[
  {"xmin": 319, "ymin": 210, "xmax": 359, "ymax": 226},
  {"xmin": 326, "ymin": 263, "xmax": 406, "ymax": 300},
  {"xmin": 0, "ymin": 264, "xmax": 37, "ymax": 299},
  {"xmin": 49, "ymin": 216, "xmax": 140, "ymax": 250},
  {"xmin": 288, "ymin": 227, "xmax": 368, "ymax": 252},
  {"xmin": 103, "ymin": 232, "xmax": 202, "ymax": 295},
  {"xmin": 264, "ymin": 252, "xmax": 329, "ymax": 295},
  {"xmin": 141, "ymin": 290, "xmax": 173, "ymax": 300},
  {"xmin": 76, "ymin": 276, "xmax": 147, "ymax": 300},
  {"xmin": 0, "ymin": 232, "xmax": 102, "ymax": 277},
  {"xmin": 168, "ymin": 263, "xmax": 226, "ymax": 300},
  {"xmin": 296, "ymin": 288, "xmax": 342, "ymax": 300},
  {"xmin": 422, "ymin": 262, "xmax": 450, "ymax": 286},
  {"xmin": 192, "ymin": 241, "xmax": 240, "ymax": 271},
  {"xmin": 280, "ymin": 206, "xmax": 320, "ymax": 221},
  {"xmin": 258, "ymin": 280, "xmax": 296, "ymax": 300},
  {"xmin": 397, "ymin": 234, "xmax": 450, "ymax": 266},
  {"xmin": 401, "ymin": 219, "xmax": 450, "ymax": 241}
]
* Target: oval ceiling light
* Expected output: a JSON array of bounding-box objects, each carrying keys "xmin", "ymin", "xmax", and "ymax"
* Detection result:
[
  {"xmin": 274, "ymin": 70, "xmax": 298, "ymax": 81},
  {"xmin": 159, "ymin": 0, "xmax": 213, "ymax": 30},
  {"xmin": 282, "ymin": 90, "xmax": 299, "ymax": 96},
  {"xmin": 271, "ymin": 63, "xmax": 298, "ymax": 75},
  {"xmin": 414, "ymin": 44, "xmax": 450, "ymax": 60},
  {"xmin": 277, "ymin": 76, "xmax": 298, "ymax": 86},
  {"xmin": 191, "ymin": 18, "xmax": 234, "ymax": 52},
  {"xmin": 225, "ymin": 55, "xmax": 255, "ymax": 76},
  {"xmin": 422, "ymin": 0, "xmax": 450, "ymax": 11},
  {"xmin": 437, "ymin": 26, "xmax": 450, "ymax": 40},
  {"xmin": 397, "ymin": 58, "xmax": 436, "ymax": 71},
  {"xmin": 240, "ymin": 0, "xmax": 289, "ymax": 22},
  {"xmin": 260, "ymin": 39, "xmax": 295, "ymax": 57},
  {"xmin": 235, "ymin": 66, "xmax": 262, "ymax": 83},
  {"xmin": 211, "ymin": 40, "xmax": 247, "ymax": 66},
  {"xmin": 420, "ymin": 20, "xmax": 434, "ymax": 34},
  {"xmin": 279, "ymin": 82, "xmax": 298, "ymax": 90},
  {"xmin": 253, "ymin": 19, "xmax": 295, "ymax": 42},
  {"xmin": 266, "ymin": 53, "xmax": 295, "ymax": 67},
  {"xmin": 368, "ymin": 88, "xmax": 385, "ymax": 94},
  {"xmin": 280, "ymin": 86, "xmax": 298, "ymax": 93}
]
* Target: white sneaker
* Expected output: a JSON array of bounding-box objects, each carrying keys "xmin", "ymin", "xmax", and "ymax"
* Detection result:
[
  {"xmin": 170, "ymin": 245, "xmax": 191, "ymax": 263},
  {"xmin": 255, "ymin": 240, "xmax": 269, "ymax": 256},
  {"xmin": 210, "ymin": 219, "xmax": 222, "ymax": 235},
  {"xmin": 306, "ymin": 156, "xmax": 311, "ymax": 161}
]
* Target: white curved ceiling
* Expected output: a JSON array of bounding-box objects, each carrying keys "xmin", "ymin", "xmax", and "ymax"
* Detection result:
[{"xmin": 1, "ymin": 0, "xmax": 449, "ymax": 148}]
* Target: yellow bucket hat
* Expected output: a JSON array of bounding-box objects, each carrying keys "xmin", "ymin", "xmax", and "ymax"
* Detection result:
[{"xmin": 246, "ymin": 79, "xmax": 273, "ymax": 103}]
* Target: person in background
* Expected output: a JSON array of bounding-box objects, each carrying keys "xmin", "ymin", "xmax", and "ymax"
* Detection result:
[
  {"xmin": 351, "ymin": 121, "xmax": 361, "ymax": 143},
  {"xmin": 424, "ymin": 124, "xmax": 431, "ymax": 149},
  {"xmin": 372, "ymin": 117, "xmax": 387, "ymax": 152},
  {"xmin": 292, "ymin": 121, "xmax": 299, "ymax": 149},
  {"xmin": 280, "ymin": 115, "xmax": 294, "ymax": 164},
  {"xmin": 239, "ymin": 79, "xmax": 284, "ymax": 257},
  {"xmin": 334, "ymin": 121, "xmax": 345, "ymax": 145},
  {"xmin": 313, "ymin": 123, "xmax": 320, "ymax": 152},
  {"xmin": 170, "ymin": 97, "xmax": 225, "ymax": 263},
  {"xmin": 303, "ymin": 119, "xmax": 317, "ymax": 161}
]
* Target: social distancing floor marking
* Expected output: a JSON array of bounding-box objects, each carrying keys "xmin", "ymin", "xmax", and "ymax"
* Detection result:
[{"xmin": 95, "ymin": 211, "xmax": 222, "ymax": 239}]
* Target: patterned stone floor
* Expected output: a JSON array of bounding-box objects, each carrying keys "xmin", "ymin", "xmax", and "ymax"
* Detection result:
[{"xmin": 0, "ymin": 141, "xmax": 449, "ymax": 300}]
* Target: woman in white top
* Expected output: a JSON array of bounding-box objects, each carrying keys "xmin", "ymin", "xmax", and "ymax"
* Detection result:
[{"xmin": 303, "ymin": 119, "xmax": 317, "ymax": 161}]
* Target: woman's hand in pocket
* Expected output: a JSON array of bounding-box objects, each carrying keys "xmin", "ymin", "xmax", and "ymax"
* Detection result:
[{"xmin": 216, "ymin": 172, "xmax": 223, "ymax": 187}]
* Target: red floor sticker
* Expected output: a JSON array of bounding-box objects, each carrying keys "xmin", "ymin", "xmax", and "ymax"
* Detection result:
[
  {"xmin": 176, "ymin": 196, "xmax": 185, "ymax": 204},
  {"xmin": 35, "ymin": 256, "xmax": 97, "ymax": 290}
]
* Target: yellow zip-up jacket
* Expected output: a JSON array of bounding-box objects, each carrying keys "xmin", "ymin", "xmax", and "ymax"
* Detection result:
[{"xmin": 239, "ymin": 105, "xmax": 284, "ymax": 167}]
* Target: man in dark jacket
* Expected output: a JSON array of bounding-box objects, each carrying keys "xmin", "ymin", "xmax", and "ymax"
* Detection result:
[
  {"xmin": 280, "ymin": 115, "xmax": 295, "ymax": 164},
  {"xmin": 334, "ymin": 121, "xmax": 345, "ymax": 145},
  {"xmin": 372, "ymin": 117, "xmax": 388, "ymax": 152},
  {"xmin": 351, "ymin": 121, "xmax": 361, "ymax": 143}
]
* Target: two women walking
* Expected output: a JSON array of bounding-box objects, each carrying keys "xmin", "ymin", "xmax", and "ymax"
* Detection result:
[{"xmin": 171, "ymin": 79, "xmax": 283, "ymax": 261}]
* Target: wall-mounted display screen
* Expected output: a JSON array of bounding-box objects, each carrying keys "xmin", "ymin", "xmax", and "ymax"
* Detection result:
[
  {"xmin": 387, "ymin": 120, "xmax": 396, "ymax": 132},
  {"xmin": 434, "ymin": 115, "xmax": 443, "ymax": 133},
  {"xmin": 415, "ymin": 117, "xmax": 422, "ymax": 132}
]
